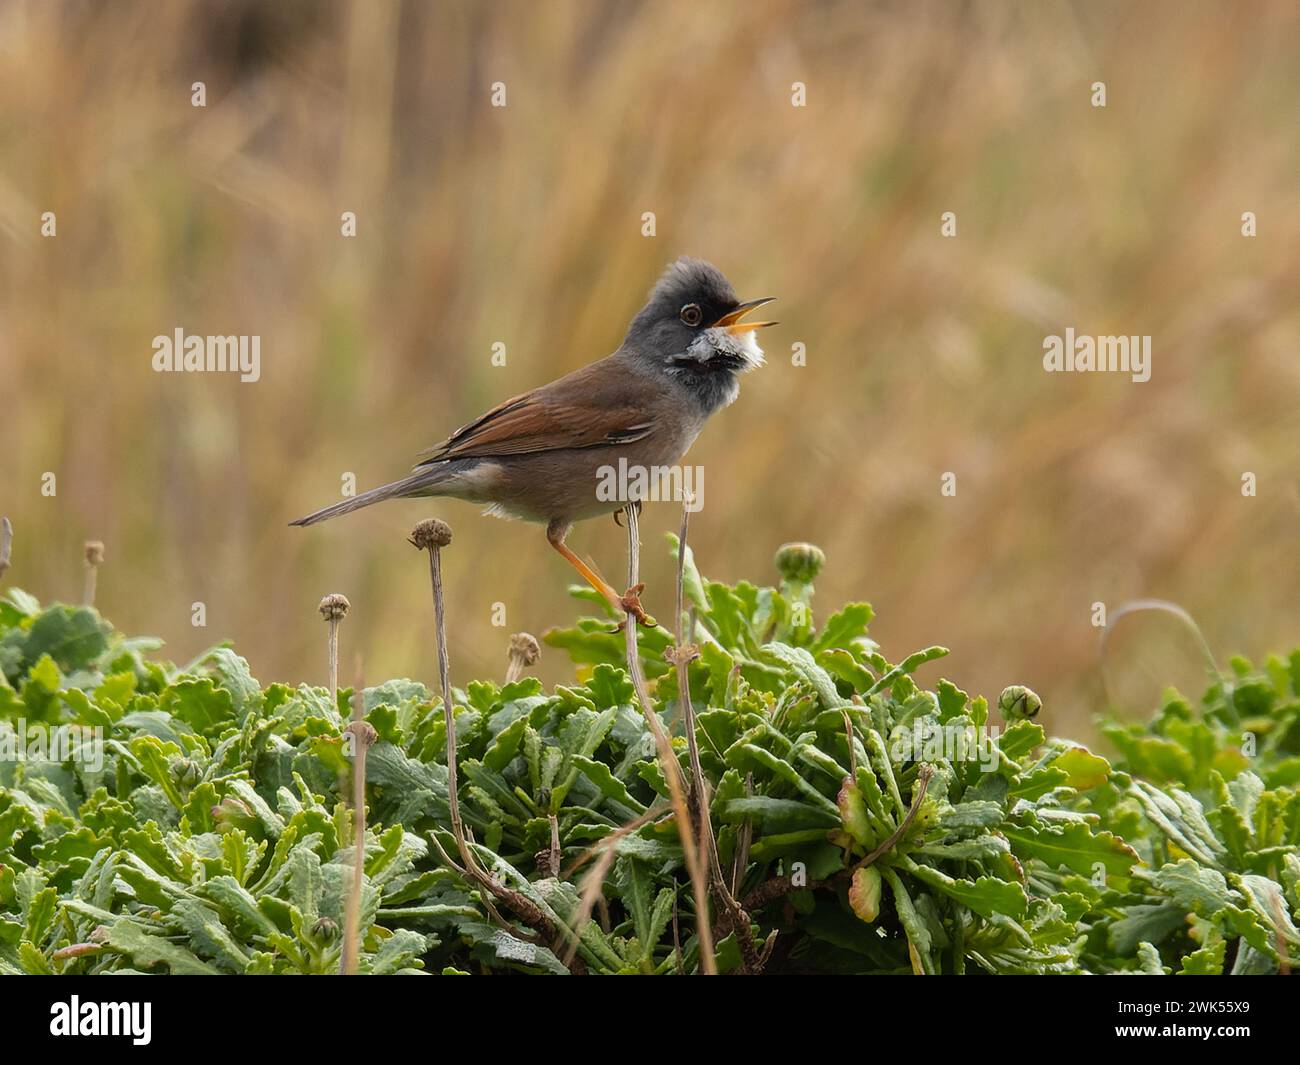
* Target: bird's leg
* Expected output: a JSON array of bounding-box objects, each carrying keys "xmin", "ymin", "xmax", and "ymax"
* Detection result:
[{"xmin": 547, "ymin": 520, "xmax": 655, "ymax": 627}]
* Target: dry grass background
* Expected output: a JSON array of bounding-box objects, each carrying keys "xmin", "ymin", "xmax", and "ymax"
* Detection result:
[{"xmin": 1, "ymin": 0, "xmax": 1297, "ymax": 737}]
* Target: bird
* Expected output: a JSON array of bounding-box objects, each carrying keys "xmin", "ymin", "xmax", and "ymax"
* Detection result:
[{"xmin": 291, "ymin": 257, "xmax": 776, "ymax": 624}]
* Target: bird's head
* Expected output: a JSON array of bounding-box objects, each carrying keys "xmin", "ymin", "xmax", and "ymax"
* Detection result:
[{"xmin": 624, "ymin": 257, "xmax": 776, "ymax": 411}]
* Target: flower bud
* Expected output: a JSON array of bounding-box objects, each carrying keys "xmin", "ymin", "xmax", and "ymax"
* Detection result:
[
  {"xmin": 173, "ymin": 758, "xmax": 201, "ymax": 787},
  {"xmin": 774, "ymin": 542, "xmax": 826, "ymax": 584},
  {"xmin": 312, "ymin": 916, "xmax": 340, "ymax": 942},
  {"xmin": 999, "ymin": 684, "xmax": 1043, "ymax": 722}
]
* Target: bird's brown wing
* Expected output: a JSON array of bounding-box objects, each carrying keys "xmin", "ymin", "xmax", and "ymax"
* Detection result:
[{"xmin": 415, "ymin": 359, "xmax": 655, "ymax": 466}]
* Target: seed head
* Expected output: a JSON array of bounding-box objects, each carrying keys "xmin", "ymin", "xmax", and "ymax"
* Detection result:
[
  {"xmin": 319, "ymin": 593, "xmax": 351, "ymax": 621},
  {"xmin": 775, "ymin": 542, "xmax": 825, "ymax": 584},
  {"xmin": 344, "ymin": 720, "xmax": 378, "ymax": 748},
  {"xmin": 508, "ymin": 632, "xmax": 540, "ymax": 666},
  {"xmin": 409, "ymin": 518, "xmax": 453, "ymax": 550}
]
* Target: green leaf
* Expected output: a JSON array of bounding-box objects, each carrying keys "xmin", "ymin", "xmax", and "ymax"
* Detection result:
[
  {"xmin": 104, "ymin": 918, "xmax": 221, "ymax": 975},
  {"xmin": 20, "ymin": 606, "xmax": 110, "ymax": 674},
  {"xmin": 763, "ymin": 642, "xmax": 849, "ymax": 709},
  {"xmin": 1136, "ymin": 941, "xmax": 1169, "ymax": 974},
  {"xmin": 161, "ymin": 678, "xmax": 235, "ymax": 734},
  {"xmin": 1003, "ymin": 822, "xmax": 1138, "ymax": 878},
  {"xmin": 718, "ymin": 795, "xmax": 839, "ymax": 833},
  {"xmin": 1109, "ymin": 903, "xmax": 1186, "ymax": 955},
  {"xmin": 22, "ymin": 887, "xmax": 57, "ymax": 944},
  {"xmin": 169, "ymin": 900, "xmax": 252, "ymax": 972},
  {"xmin": 998, "ymin": 721, "xmax": 1045, "ymax": 761},
  {"xmin": 614, "ymin": 857, "xmax": 655, "ymax": 946},
  {"xmin": 571, "ymin": 755, "xmax": 646, "ymax": 813},
  {"xmin": 882, "ymin": 866, "xmax": 935, "ymax": 974},
  {"xmin": 585, "ymin": 664, "xmax": 635, "ymax": 709},
  {"xmin": 483, "ymin": 714, "xmax": 529, "ymax": 771},
  {"xmin": 189, "ymin": 647, "xmax": 261, "ymax": 720},
  {"xmin": 1051, "ymin": 747, "xmax": 1110, "ymax": 790},
  {"xmin": 369, "ymin": 928, "xmax": 429, "ymax": 974},
  {"xmin": 905, "ymin": 861, "xmax": 1027, "ymax": 920},
  {"xmin": 813, "ymin": 603, "xmax": 874, "ymax": 653},
  {"xmin": 1147, "ymin": 859, "xmax": 1235, "ymax": 915},
  {"xmin": 837, "ymin": 779, "xmax": 874, "ymax": 846},
  {"xmin": 726, "ymin": 743, "xmax": 840, "ymax": 816},
  {"xmin": 1177, "ymin": 940, "xmax": 1226, "ymax": 975},
  {"xmin": 935, "ymin": 679, "xmax": 969, "ymax": 722},
  {"xmin": 867, "ymin": 646, "xmax": 949, "ymax": 696}
]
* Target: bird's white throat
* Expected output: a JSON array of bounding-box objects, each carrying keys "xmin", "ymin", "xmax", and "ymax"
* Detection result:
[{"xmin": 682, "ymin": 327, "xmax": 767, "ymax": 370}]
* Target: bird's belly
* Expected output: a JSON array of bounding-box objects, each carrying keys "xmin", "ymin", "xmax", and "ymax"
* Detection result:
[{"xmin": 478, "ymin": 436, "xmax": 700, "ymax": 523}]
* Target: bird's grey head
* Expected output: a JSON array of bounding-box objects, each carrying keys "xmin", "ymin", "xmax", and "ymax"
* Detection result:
[{"xmin": 622, "ymin": 257, "xmax": 776, "ymax": 414}]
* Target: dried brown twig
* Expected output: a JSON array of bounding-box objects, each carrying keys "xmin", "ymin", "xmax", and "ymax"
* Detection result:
[
  {"xmin": 83, "ymin": 541, "xmax": 104, "ymax": 606},
  {"xmin": 319, "ymin": 594, "xmax": 350, "ymax": 707},
  {"xmin": 619, "ymin": 502, "xmax": 716, "ymax": 973},
  {"xmin": 410, "ymin": 519, "xmax": 583, "ymax": 971},
  {"xmin": 0, "ymin": 517, "xmax": 12, "ymax": 582},
  {"xmin": 667, "ymin": 500, "xmax": 767, "ymax": 973},
  {"xmin": 560, "ymin": 803, "xmax": 668, "ymax": 968},
  {"xmin": 505, "ymin": 631, "xmax": 540, "ymax": 684}
]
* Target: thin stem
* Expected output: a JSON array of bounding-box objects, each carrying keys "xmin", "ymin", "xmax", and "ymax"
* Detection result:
[
  {"xmin": 411, "ymin": 520, "xmax": 578, "ymax": 968},
  {"xmin": 340, "ymin": 683, "xmax": 370, "ymax": 975},
  {"xmin": 327, "ymin": 620, "xmax": 340, "ymax": 705},
  {"xmin": 675, "ymin": 507, "xmax": 708, "ymax": 813},
  {"xmin": 561, "ymin": 805, "xmax": 666, "ymax": 968},
  {"xmin": 83, "ymin": 542, "xmax": 103, "ymax": 607},
  {"xmin": 1099, "ymin": 598, "xmax": 1227, "ymax": 718},
  {"xmin": 620, "ymin": 502, "xmax": 716, "ymax": 974},
  {"xmin": 672, "ymin": 502, "xmax": 761, "ymax": 972},
  {"xmin": 319, "ymin": 595, "xmax": 349, "ymax": 711},
  {"xmin": 428, "ymin": 545, "xmax": 468, "ymax": 861},
  {"xmin": 505, "ymin": 632, "xmax": 539, "ymax": 685},
  {"xmin": 0, "ymin": 517, "xmax": 12, "ymax": 582},
  {"xmin": 857, "ymin": 764, "xmax": 935, "ymax": 870}
]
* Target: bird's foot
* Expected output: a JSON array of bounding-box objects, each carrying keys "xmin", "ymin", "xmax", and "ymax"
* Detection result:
[
  {"xmin": 612, "ymin": 501, "xmax": 643, "ymax": 528},
  {"xmin": 613, "ymin": 583, "xmax": 657, "ymax": 629}
]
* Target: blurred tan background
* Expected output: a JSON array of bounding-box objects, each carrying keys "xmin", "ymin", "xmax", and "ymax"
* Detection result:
[{"xmin": 2, "ymin": 0, "xmax": 1298, "ymax": 736}]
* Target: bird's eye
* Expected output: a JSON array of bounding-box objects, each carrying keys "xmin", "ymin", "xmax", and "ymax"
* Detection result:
[{"xmin": 680, "ymin": 303, "xmax": 703, "ymax": 327}]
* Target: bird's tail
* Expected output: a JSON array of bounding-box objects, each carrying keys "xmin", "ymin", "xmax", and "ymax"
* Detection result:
[{"xmin": 289, "ymin": 467, "xmax": 449, "ymax": 527}]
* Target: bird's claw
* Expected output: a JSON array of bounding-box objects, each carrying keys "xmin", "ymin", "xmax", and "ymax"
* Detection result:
[
  {"xmin": 612, "ymin": 583, "xmax": 657, "ymax": 630},
  {"xmin": 612, "ymin": 501, "xmax": 643, "ymax": 528}
]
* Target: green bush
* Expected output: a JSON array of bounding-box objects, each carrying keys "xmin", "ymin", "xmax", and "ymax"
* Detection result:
[{"xmin": 1, "ymin": 541, "xmax": 1296, "ymax": 975}]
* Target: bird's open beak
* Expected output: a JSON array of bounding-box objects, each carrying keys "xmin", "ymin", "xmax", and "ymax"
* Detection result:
[{"xmin": 715, "ymin": 296, "xmax": 778, "ymax": 334}]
